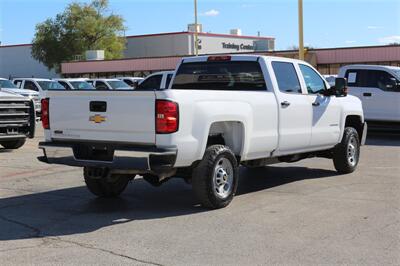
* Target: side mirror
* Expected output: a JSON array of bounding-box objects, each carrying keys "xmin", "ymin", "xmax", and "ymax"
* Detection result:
[
  {"xmin": 386, "ymin": 78, "xmax": 398, "ymax": 91},
  {"xmin": 333, "ymin": 77, "xmax": 348, "ymax": 97}
]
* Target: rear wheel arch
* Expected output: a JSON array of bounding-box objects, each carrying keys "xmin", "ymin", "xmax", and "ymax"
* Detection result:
[{"xmin": 202, "ymin": 121, "xmax": 245, "ymax": 161}]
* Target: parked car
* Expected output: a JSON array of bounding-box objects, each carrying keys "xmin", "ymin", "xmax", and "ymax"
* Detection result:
[
  {"xmin": 87, "ymin": 79, "xmax": 131, "ymax": 90},
  {"xmin": 0, "ymin": 90, "xmax": 35, "ymax": 150},
  {"xmin": 38, "ymin": 55, "xmax": 366, "ymax": 209},
  {"xmin": 12, "ymin": 78, "xmax": 65, "ymax": 99},
  {"xmin": 54, "ymin": 78, "xmax": 95, "ymax": 90},
  {"xmin": 117, "ymin": 77, "xmax": 144, "ymax": 89},
  {"xmin": 137, "ymin": 71, "xmax": 174, "ymax": 90},
  {"xmin": 0, "ymin": 78, "xmax": 41, "ymax": 115},
  {"xmin": 338, "ymin": 65, "xmax": 400, "ymax": 123},
  {"xmin": 323, "ymin": 75, "xmax": 337, "ymax": 87}
]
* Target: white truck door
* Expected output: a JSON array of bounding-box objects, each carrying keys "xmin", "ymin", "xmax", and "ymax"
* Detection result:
[
  {"xmin": 298, "ymin": 64, "xmax": 341, "ymax": 147},
  {"xmin": 346, "ymin": 69, "xmax": 399, "ymax": 122},
  {"xmin": 271, "ymin": 61, "xmax": 312, "ymax": 153},
  {"xmin": 363, "ymin": 70, "xmax": 400, "ymax": 122}
]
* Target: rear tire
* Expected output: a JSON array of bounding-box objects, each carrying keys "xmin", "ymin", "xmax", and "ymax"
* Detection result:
[
  {"xmin": 83, "ymin": 167, "xmax": 130, "ymax": 198},
  {"xmin": 192, "ymin": 145, "xmax": 239, "ymax": 209},
  {"xmin": 0, "ymin": 139, "xmax": 26, "ymax": 149},
  {"xmin": 333, "ymin": 127, "xmax": 360, "ymax": 174}
]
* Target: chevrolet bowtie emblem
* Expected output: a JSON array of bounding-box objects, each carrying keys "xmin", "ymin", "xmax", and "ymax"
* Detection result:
[{"xmin": 89, "ymin": 114, "xmax": 106, "ymax": 124}]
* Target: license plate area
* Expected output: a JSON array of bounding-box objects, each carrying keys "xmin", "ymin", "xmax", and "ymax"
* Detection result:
[{"xmin": 73, "ymin": 144, "xmax": 114, "ymax": 161}]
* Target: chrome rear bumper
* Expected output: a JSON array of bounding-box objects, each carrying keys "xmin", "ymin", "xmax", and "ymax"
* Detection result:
[{"xmin": 38, "ymin": 142, "xmax": 177, "ymax": 172}]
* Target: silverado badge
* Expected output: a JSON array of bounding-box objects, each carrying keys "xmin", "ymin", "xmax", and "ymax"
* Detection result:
[{"xmin": 89, "ymin": 114, "xmax": 106, "ymax": 124}]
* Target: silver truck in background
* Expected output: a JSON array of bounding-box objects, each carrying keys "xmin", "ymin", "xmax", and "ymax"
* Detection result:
[{"xmin": 0, "ymin": 90, "xmax": 35, "ymax": 150}]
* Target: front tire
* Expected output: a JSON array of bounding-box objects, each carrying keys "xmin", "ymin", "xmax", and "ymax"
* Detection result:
[
  {"xmin": 83, "ymin": 167, "xmax": 130, "ymax": 198},
  {"xmin": 333, "ymin": 127, "xmax": 360, "ymax": 174},
  {"xmin": 0, "ymin": 139, "xmax": 26, "ymax": 149},
  {"xmin": 192, "ymin": 145, "xmax": 239, "ymax": 209}
]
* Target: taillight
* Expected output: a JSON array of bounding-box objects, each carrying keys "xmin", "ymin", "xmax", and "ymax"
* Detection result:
[
  {"xmin": 41, "ymin": 98, "xmax": 50, "ymax": 129},
  {"xmin": 156, "ymin": 100, "xmax": 179, "ymax": 134}
]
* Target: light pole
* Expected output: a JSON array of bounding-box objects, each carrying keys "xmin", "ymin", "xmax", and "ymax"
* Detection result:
[
  {"xmin": 194, "ymin": 0, "xmax": 199, "ymax": 56},
  {"xmin": 298, "ymin": 0, "xmax": 304, "ymax": 60}
]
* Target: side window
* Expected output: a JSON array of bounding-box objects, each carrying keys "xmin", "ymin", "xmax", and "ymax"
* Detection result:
[
  {"xmin": 139, "ymin": 75, "xmax": 162, "ymax": 90},
  {"xmin": 299, "ymin": 64, "xmax": 326, "ymax": 94},
  {"xmin": 24, "ymin": 81, "xmax": 39, "ymax": 91},
  {"xmin": 95, "ymin": 81, "xmax": 108, "ymax": 90},
  {"xmin": 13, "ymin": 80, "xmax": 22, "ymax": 88},
  {"xmin": 345, "ymin": 70, "xmax": 359, "ymax": 87},
  {"xmin": 58, "ymin": 81, "xmax": 70, "ymax": 90},
  {"xmin": 373, "ymin": 71, "xmax": 398, "ymax": 91},
  {"xmin": 165, "ymin": 74, "xmax": 173, "ymax": 89},
  {"xmin": 272, "ymin": 62, "xmax": 302, "ymax": 93},
  {"xmin": 346, "ymin": 69, "xmax": 399, "ymax": 91},
  {"xmin": 124, "ymin": 79, "xmax": 134, "ymax": 86}
]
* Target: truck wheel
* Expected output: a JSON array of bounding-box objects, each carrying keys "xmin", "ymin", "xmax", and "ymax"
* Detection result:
[
  {"xmin": 333, "ymin": 127, "xmax": 360, "ymax": 174},
  {"xmin": 0, "ymin": 139, "xmax": 26, "ymax": 149},
  {"xmin": 83, "ymin": 167, "xmax": 130, "ymax": 198},
  {"xmin": 192, "ymin": 145, "xmax": 239, "ymax": 209}
]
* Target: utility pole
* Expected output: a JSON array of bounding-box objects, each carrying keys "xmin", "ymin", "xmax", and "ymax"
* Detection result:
[
  {"xmin": 194, "ymin": 0, "xmax": 199, "ymax": 56},
  {"xmin": 298, "ymin": 0, "xmax": 305, "ymax": 60}
]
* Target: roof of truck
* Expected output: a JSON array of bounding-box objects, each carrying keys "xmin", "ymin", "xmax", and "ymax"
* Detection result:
[{"xmin": 182, "ymin": 54, "xmax": 308, "ymax": 64}]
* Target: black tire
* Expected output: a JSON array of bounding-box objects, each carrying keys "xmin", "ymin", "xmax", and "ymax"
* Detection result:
[
  {"xmin": 0, "ymin": 139, "xmax": 26, "ymax": 149},
  {"xmin": 192, "ymin": 145, "xmax": 239, "ymax": 209},
  {"xmin": 83, "ymin": 167, "xmax": 130, "ymax": 198},
  {"xmin": 333, "ymin": 127, "xmax": 360, "ymax": 174}
]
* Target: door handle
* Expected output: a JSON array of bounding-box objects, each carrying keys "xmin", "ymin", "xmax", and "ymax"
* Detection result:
[
  {"xmin": 312, "ymin": 102, "xmax": 320, "ymax": 107},
  {"xmin": 90, "ymin": 101, "xmax": 107, "ymax": 112},
  {"xmin": 281, "ymin": 101, "xmax": 291, "ymax": 108},
  {"xmin": 363, "ymin": 93, "xmax": 372, "ymax": 97}
]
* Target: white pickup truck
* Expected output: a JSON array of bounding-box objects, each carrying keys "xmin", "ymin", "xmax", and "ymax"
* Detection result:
[{"xmin": 38, "ymin": 55, "xmax": 367, "ymax": 209}]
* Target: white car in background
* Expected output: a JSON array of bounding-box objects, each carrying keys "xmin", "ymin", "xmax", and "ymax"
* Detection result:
[
  {"xmin": 87, "ymin": 79, "xmax": 132, "ymax": 90},
  {"xmin": 338, "ymin": 65, "xmax": 400, "ymax": 123},
  {"xmin": 137, "ymin": 71, "xmax": 174, "ymax": 90},
  {"xmin": 54, "ymin": 78, "xmax": 95, "ymax": 90},
  {"xmin": 12, "ymin": 78, "xmax": 65, "ymax": 99},
  {"xmin": 0, "ymin": 78, "xmax": 41, "ymax": 114},
  {"xmin": 117, "ymin": 77, "xmax": 144, "ymax": 89}
]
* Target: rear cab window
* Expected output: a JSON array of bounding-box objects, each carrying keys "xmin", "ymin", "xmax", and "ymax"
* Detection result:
[
  {"xmin": 171, "ymin": 60, "xmax": 267, "ymax": 91},
  {"xmin": 271, "ymin": 61, "xmax": 302, "ymax": 93}
]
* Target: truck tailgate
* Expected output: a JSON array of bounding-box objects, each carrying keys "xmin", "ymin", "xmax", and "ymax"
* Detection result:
[{"xmin": 47, "ymin": 91, "xmax": 156, "ymax": 144}]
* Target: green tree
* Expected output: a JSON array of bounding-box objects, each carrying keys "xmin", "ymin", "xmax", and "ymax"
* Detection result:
[{"xmin": 32, "ymin": 0, "xmax": 126, "ymax": 72}]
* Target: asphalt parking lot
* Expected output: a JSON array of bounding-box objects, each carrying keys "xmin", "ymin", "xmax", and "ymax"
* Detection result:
[{"xmin": 0, "ymin": 127, "xmax": 399, "ymax": 265}]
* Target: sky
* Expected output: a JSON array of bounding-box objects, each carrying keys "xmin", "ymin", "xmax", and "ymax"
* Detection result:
[{"xmin": 0, "ymin": 0, "xmax": 399, "ymax": 50}]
